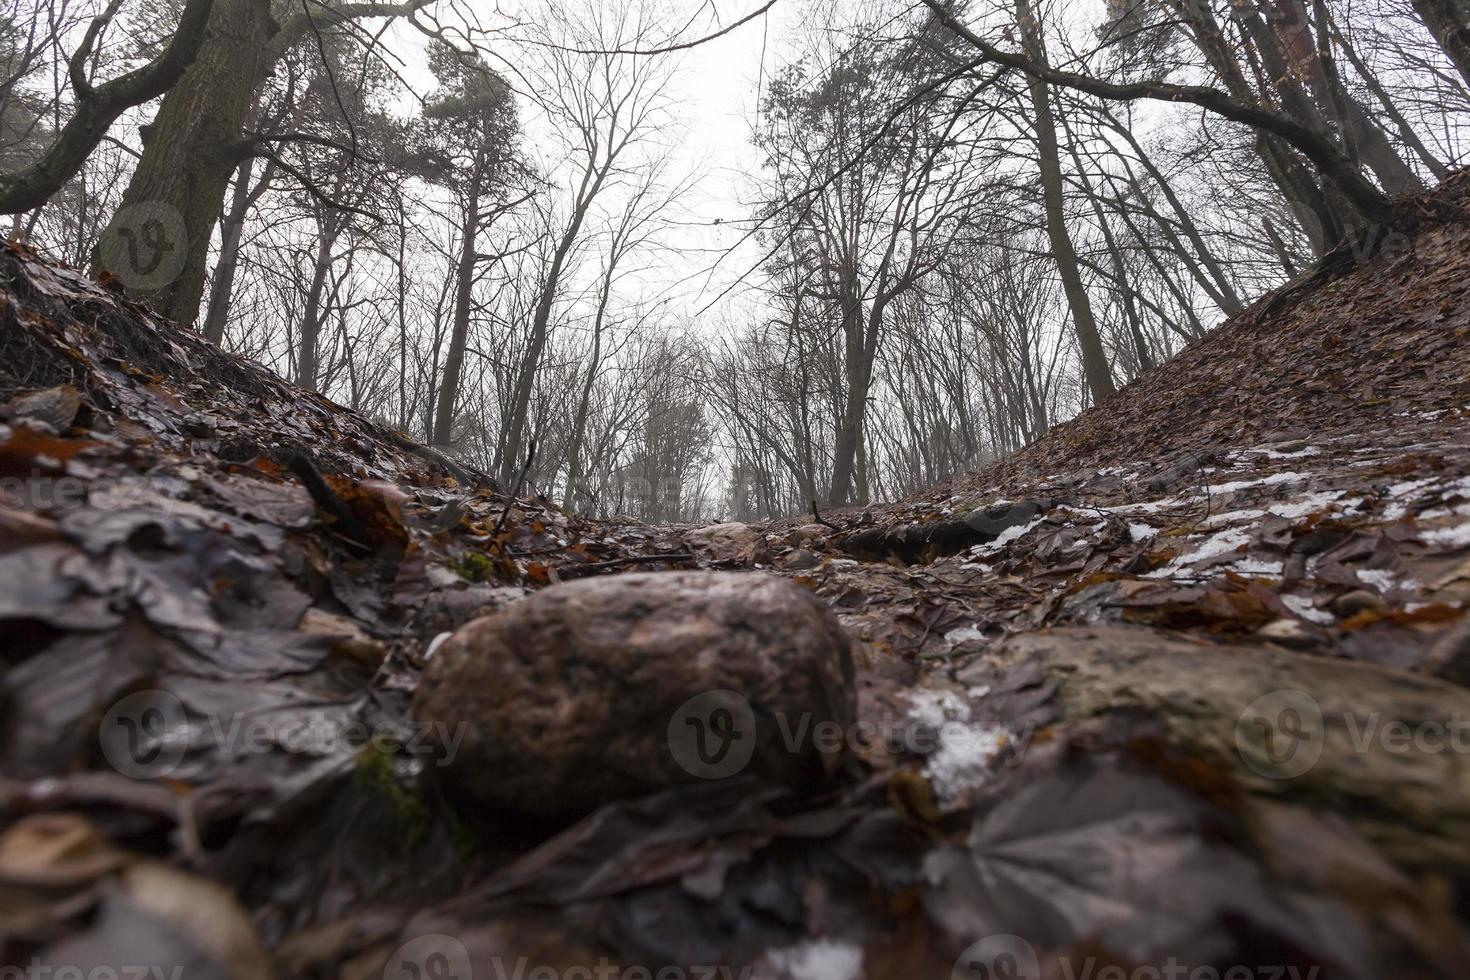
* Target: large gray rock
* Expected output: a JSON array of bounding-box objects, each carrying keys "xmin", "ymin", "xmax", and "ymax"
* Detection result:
[{"xmin": 412, "ymin": 571, "xmax": 856, "ymax": 821}]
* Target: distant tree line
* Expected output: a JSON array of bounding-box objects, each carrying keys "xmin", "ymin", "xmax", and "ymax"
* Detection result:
[{"xmin": 1, "ymin": 0, "xmax": 1465, "ymax": 519}]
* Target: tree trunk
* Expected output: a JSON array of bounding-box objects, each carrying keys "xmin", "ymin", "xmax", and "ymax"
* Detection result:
[
  {"xmin": 827, "ymin": 289, "xmax": 876, "ymax": 506},
  {"xmin": 432, "ymin": 172, "xmax": 483, "ymax": 449},
  {"xmin": 500, "ymin": 168, "xmax": 601, "ymax": 483},
  {"xmin": 93, "ymin": 0, "xmax": 274, "ymax": 326},
  {"xmin": 295, "ymin": 217, "xmax": 340, "ymax": 393},
  {"xmin": 201, "ymin": 155, "xmax": 261, "ymax": 345},
  {"xmin": 1017, "ymin": 0, "xmax": 1115, "ymax": 406},
  {"xmin": 1100, "ymin": 108, "xmax": 1244, "ymax": 315},
  {"xmin": 1411, "ymin": 0, "xmax": 1470, "ymax": 90},
  {"xmin": 565, "ymin": 257, "xmax": 615, "ymax": 511},
  {"xmin": 1328, "ymin": 18, "xmax": 1449, "ymax": 180},
  {"xmin": 1067, "ymin": 138, "xmax": 1156, "ymax": 374},
  {"xmin": 1169, "ymin": 0, "xmax": 1342, "ymax": 255},
  {"xmin": 1273, "ymin": 0, "xmax": 1425, "ymax": 195}
]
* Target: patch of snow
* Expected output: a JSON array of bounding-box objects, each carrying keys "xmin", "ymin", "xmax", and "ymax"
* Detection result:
[
  {"xmin": 1231, "ymin": 558, "xmax": 1284, "ymax": 577},
  {"xmin": 970, "ymin": 517, "xmax": 1046, "ymax": 556},
  {"xmin": 922, "ymin": 722, "xmax": 1011, "ymax": 806},
  {"xmin": 1356, "ymin": 568, "xmax": 1403, "ymax": 592},
  {"xmin": 906, "ymin": 688, "xmax": 1012, "ymax": 804},
  {"xmin": 993, "ymin": 517, "xmax": 1043, "ymax": 547},
  {"xmin": 761, "ymin": 940, "xmax": 865, "ymax": 980},
  {"xmin": 1200, "ymin": 492, "xmax": 1351, "ymax": 525},
  {"xmin": 1210, "ymin": 471, "xmax": 1309, "ymax": 495},
  {"xmin": 944, "ymin": 625, "xmax": 986, "ymax": 645},
  {"xmin": 1203, "ymin": 508, "xmax": 1267, "ymax": 528},
  {"xmin": 1269, "ymin": 491, "xmax": 1345, "ymax": 519},
  {"xmin": 1387, "ymin": 477, "xmax": 1437, "ymax": 498},
  {"xmin": 1423, "ymin": 523, "xmax": 1470, "ymax": 549},
  {"xmin": 1147, "ymin": 525, "xmax": 1254, "ymax": 576},
  {"xmin": 1119, "ymin": 494, "xmax": 1203, "ymax": 515},
  {"xmin": 1248, "ymin": 445, "xmax": 1324, "ymax": 460},
  {"xmin": 1377, "ymin": 477, "xmax": 1445, "ymax": 520},
  {"xmin": 1283, "ymin": 594, "xmax": 1334, "ymax": 625},
  {"xmin": 1128, "ymin": 522, "xmax": 1159, "ymax": 542},
  {"xmin": 967, "ymin": 684, "xmax": 992, "ymax": 699},
  {"xmin": 906, "ymin": 688, "xmax": 970, "ymax": 729}
]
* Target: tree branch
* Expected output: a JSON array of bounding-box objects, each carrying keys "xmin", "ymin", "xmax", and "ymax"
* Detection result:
[
  {"xmin": 918, "ymin": 0, "xmax": 1394, "ymax": 225},
  {"xmin": 0, "ymin": 0, "xmax": 217, "ymax": 215}
]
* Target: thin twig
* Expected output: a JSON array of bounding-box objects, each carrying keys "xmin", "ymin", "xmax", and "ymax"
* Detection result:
[
  {"xmin": 812, "ymin": 499, "xmax": 840, "ymax": 530},
  {"xmin": 491, "ymin": 439, "xmax": 536, "ymax": 541},
  {"xmin": 1189, "ymin": 449, "xmax": 1213, "ymax": 525}
]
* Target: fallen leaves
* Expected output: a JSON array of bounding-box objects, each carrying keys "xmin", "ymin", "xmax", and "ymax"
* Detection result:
[
  {"xmin": 1122, "ymin": 573, "xmax": 1286, "ymax": 634},
  {"xmin": 0, "ymin": 424, "xmax": 99, "ymax": 474}
]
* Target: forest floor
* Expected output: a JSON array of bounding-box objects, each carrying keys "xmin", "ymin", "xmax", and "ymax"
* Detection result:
[{"xmin": 2, "ymin": 176, "xmax": 1470, "ymax": 980}]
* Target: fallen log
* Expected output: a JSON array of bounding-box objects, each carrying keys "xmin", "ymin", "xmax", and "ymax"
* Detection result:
[{"xmin": 839, "ymin": 498, "xmax": 1060, "ymax": 562}]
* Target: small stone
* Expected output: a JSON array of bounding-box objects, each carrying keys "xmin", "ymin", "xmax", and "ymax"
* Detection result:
[
  {"xmin": 780, "ymin": 549, "xmax": 821, "ymax": 570},
  {"xmin": 1257, "ymin": 618, "xmax": 1314, "ymax": 648},
  {"xmin": 296, "ymin": 608, "xmax": 384, "ymax": 668},
  {"xmin": 1331, "ymin": 589, "xmax": 1388, "ymax": 619},
  {"xmin": 788, "ymin": 524, "xmax": 828, "ymax": 548},
  {"xmin": 412, "ymin": 571, "xmax": 856, "ymax": 821},
  {"xmin": 684, "ymin": 522, "xmax": 771, "ymax": 564}
]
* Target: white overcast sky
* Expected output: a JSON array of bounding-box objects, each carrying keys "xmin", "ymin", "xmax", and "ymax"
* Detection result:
[{"xmin": 383, "ymin": 0, "xmax": 801, "ymax": 326}]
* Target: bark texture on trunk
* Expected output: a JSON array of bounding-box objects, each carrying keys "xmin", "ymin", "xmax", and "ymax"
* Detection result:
[
  {"xmin": 432, "ymin": 172, "xmax": 483, "ymax": 449},
  {"xmin": 201, "ymin": 155, "xmax": 262, "ymax": 345},
  {"xmin": 295, "ymin": 216, "xmax": 341, "ymax": 393},
  {"xmin": 500, "ymin": 167, "xmax": 602, "ymax": 483},
  {"xmin": 1017, "ymin": 0, "xmax": 1115, "ymax": 406},
  {"xmin": 827, "ymin": 290, "xmax": 879, "ymax": 507},
  {"xmin": 94, "ymin": 0, "xmax": 274, "ymax": 326},
  {"xmin": 1412, "ymin": 0, "xmax": 1470, "ymax": 90}
]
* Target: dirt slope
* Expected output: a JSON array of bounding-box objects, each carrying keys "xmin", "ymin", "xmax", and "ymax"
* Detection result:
[{"xmin": 952, "ymin": 172, "xmax": 1470, "ymax": 494}]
